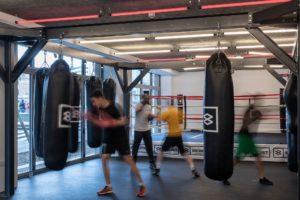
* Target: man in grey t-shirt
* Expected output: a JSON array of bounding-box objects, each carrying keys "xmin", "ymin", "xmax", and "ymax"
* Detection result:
[{"xmin": 132, "ymin": 94, "xmax": 156, "ymax": 170}]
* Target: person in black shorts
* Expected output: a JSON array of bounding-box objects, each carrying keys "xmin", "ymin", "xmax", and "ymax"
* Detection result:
[
  {"xmin": 152, "ymin": 105, "xmax": 200, "ymax": 178},
  {"xmin": 223, "ymin": 104, "xmax": 273, "ymax": 186},
  {"xmin": 87, "ymin": 90, "xmax": 146, "ymax": 197}
]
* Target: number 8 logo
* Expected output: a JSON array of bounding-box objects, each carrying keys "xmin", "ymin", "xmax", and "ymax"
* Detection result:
[{"xmin": 63, "ymin": 111, "xmax": 71, "ymax": 122}]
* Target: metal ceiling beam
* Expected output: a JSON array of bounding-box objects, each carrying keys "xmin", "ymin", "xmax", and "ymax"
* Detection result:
[
  {"xmin": 50, "ymin": 39, "xmax": 139, "ymax": 62},
  {"xmin": 0, "ymin": 27, "xmax": 41, "ymax": 38},
  {"xmin": 248, "ymin": 27, "xmax": 297, "ymax": 75},
  {"xmin": 12, "ymin": 38, "xmax": 47, "ymax": 82},
  {"xmin": 264, "ymin": 64, "xmax": 286, "ymax": 86},
  {"xmin": 45, "ymin": 14, "xmax": 249, "ymax": 38},
  {"xmin": 252, "ymin": 1, "xmax": 300, "ymax": 24}
]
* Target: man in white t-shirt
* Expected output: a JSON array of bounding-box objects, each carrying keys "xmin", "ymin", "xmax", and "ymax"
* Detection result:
[{"xmin": 132, "ymin": 94, "xmax": 156, "ymax": 170}]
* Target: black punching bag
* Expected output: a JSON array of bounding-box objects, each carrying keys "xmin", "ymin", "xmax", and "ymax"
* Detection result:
[
  {"xmin": 68, "ymin": 75, "xmax": 80, "ymax": 153},
  {"xmin": 86, "ymin": 76, "xmax": 103, "ymax": 148},
  {"xmin": 203, "ymin": 52, "xmax": 234, "ymax": 181},
  {"xmin": 33, "ymin": 68, "xmax": 49, "ymax": 157},
  {"xmin": 103, "ymin": 78, "xmax": 116, "ymax": 102},
  {"xmin": 284, "ymin": 73, "xmax": 298, "ymax": 172},
  {"xmin": 42, "ymin": 60, "xmax": 71, "ymax": 170}
]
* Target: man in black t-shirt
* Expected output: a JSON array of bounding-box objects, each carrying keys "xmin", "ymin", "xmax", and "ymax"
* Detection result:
[{"xmin": 87, "ymin": 90, "xmax": 146, "ymax": 197}]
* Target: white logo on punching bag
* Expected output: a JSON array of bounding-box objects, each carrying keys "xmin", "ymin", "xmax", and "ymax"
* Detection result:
[
  {"xmin": 203, "ymin": 113, "xmax": 214, "ymax": 125},
  {"xmin": 203, "ymin": 107, "xmax": 219, "ymax": 133}
]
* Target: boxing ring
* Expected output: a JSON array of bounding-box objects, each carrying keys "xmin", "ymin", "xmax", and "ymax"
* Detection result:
[{"xmin": 130, "ymin": 93, "xmax": 288, "ymax": 162}]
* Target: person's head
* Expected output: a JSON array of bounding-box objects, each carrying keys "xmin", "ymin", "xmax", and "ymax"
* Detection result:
[
  {"xmin": 90, "ymin": 90, "xmax": 106, "ymax": 108},
  {"xmin": 141, "ymin": 94, "xmax": 150, "ymax": 105}
]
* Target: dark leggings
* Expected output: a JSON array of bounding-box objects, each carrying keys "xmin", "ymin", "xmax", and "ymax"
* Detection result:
[{"xmin": 132, "ymin": 130, "xmax": 155, "ymax": 163}]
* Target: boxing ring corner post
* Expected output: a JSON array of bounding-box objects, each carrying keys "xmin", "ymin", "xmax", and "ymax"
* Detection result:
[{"xmin": 11, "ymin": 37, "xmax": 48, "ymax": 83}]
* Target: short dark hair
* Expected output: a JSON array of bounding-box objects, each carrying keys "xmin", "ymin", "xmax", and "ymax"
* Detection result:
[{"xmin": 90, "ymin": 90, "xmax": 103, "ymax": 98}]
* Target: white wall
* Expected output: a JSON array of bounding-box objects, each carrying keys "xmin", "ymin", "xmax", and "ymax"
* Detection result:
[
  {"xmin": 161, "ymin": 69, "xmax": 289, "ymax": 133},
  {"xmin": 0, "ymin": 41, "xmax": 5, "ymax": 193}
]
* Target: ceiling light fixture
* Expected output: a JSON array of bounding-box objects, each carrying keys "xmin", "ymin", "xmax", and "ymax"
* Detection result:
[
  {"xmin": 155, "ymin": 33, "xmax": 214, "ymax": 40},
  {"xmin": 180, "ymin": 46, "xmax": 228, "ymax": 52},
  {"xmin": 140, "ymin": 57, "xmax": 186, "ymax": 62},
  {"xmin": 183, "ymin": 67, "xmax": 205, "ymax": 71},
  {"xmin": 270, "ymin": 65, "xmax": 284, "ymax": 68},
  {"xmin": 236, "ymin": 43, "xmax": 294, "ymax": 49},
  {"xmin": 248, "ymin": 51, "xmax": 273, "ymax": 55},
  {"xmin": 201, "ymin": 0, "xmax": 291, "ymax": 9},
  {"xmin": 228, "ymin": 56, "xmax": 244, "ymax": 59},
  {"xmin": 224, "ymin": 29, "xmax": 296, "ymax": 36},
  {"xmin": 244, "ymin": 65, "xmax": 264, "ymax": 68},
  {"xmin": 79, "ymin": 37, "xmax": 146, "ymax": 44},
  {"xmin": 111, "ymin": 7, "xmax": 188, "ymax": 17},
  {"xmin": 115, "ymin": 49, "xmax": 171, "ymax": 55},
  {"xmin": 16, "ymin": 14, "xmax": 99, "ymax": 24}
]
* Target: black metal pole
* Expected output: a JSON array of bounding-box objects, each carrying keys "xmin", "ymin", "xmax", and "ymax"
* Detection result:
[
  {"xmin": 297, "ymin": 15, "xmax": 300, "ymax": 200},
  {"xmin": 4, "ymin": 38, "xmax": 15, "ymax": 197},
  {"xmin": 123, "ymin": 69, "xmax": 130, "ymax": 117},
  {"xmin": 81, "ymin": 60, "xmax": 86, "ymax": 160}
]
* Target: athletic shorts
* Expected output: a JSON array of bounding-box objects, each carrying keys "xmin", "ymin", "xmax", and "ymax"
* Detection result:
[
  {"xmin": 161, "ymin": 136, "xmax": 186, "ymax": 155},
  {"xmin": 102, "ymin": 141, "xmax": 130, "ymax": 156},
  {"xmin": 235, "ymin": 133, "xmax": 259, "ymax": 159}
]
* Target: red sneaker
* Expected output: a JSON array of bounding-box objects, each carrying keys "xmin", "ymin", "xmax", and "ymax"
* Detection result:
[
  {"xmin": 97, "ymin": 186, "xmax": 113, "ymax": 196},
  {"xmin": 136, "ymin": 185, "xmax": 147, "ymax": 197}
]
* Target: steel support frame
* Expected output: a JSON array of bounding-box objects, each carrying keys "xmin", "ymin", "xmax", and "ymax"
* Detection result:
[
  {"xmin": 264, "ymin": 64, "xmax": 287, "ymax": 86},
  {"xmin": 12, "ymin": 38, "xmax": 47, "ymax": 82},
  {"xmin": 4, "ymin": 37, "xmax": 15, "ymax": 197},
  {"xmin": 113, "ymin": 67, "xmax": 149, "ymax": 116},
  {"xmin": 248, "ymin": 27, "xmax": 297, "ymax": 74},
  {"xmin": 252, "ymin": 1, "xmax": 299, "ymax": 23}
]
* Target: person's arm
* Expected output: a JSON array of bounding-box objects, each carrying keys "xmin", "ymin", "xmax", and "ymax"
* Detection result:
[
  {"xmin": 135, "ymin": 103, "xmax": 143, "ymax": 113},
  {"xmin": 113, "ymin": 116, "xmax": 128, "ymax": 126}
]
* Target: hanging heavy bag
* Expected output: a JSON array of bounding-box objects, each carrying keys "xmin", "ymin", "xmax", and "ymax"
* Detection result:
[
  {"xmin": 103, "ymin": 78, "xmax": 116, "ymax": 102},
  {"xmin": 41, "ymin": 59, "xmax": 71, "ymax": 170},
  {"xmin": 33, "ymin": 68, "xmax": 49, "ymax": 157},
  {"xmin": 203, "ymin": 52, "xmax": 234, "ymax": 181},
  {"xmin": 68, "ymin": 75, "xmax": 81, "ymax": 153},
  {"xmin": 283, "ymin": 73, "xmax": 298, "ymax": 172},
  {"xmin": 86, "ymin": 76, "xmax": 103, "ymax": 148}
]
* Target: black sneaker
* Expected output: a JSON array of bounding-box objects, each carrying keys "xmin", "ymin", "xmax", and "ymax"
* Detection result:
[
  {"xmin": 259, "ymin": 177, "xmax": 273, "ymax": 185},
  {"xmin": 223, "ymin": 180, "xmax": 231, "ymax": 186},
  {"xmin": 150, "ymin": 162, "xmax": 156, "ymax": 170},
  {"xmin": 152, "ymin": 168, "xmax": 160, "ymax": 176},
  {"xmin": 192, "ymin": 169, "xmax": 200, "ymax": 178}
]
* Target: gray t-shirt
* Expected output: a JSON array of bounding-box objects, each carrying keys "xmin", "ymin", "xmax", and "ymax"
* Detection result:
[{"xmin": 135, "ymin": 103, "xmax": 151, "ymax": 131}]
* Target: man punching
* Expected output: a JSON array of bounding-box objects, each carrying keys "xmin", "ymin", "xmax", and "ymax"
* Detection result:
[
  {"xmin": 86, "ymin": 90, "xmax": 147, "ymax": 197},
  {"xmin": 223, "ymin": 104, "xmax": 273, "ymax": 186},
  {"xmin": 132, "ymin": 94, "xmax": 156, "ymax": 170}
]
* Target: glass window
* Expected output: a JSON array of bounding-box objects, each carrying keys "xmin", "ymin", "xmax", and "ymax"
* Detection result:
[
  {"xmin": 63, "ymin": 55, "xmax": 72, "ymax": 67},
  {"xmin": 86, "ymin": 61, "xmax": 95, "ymax": 76},
  {"xmin": 142, "ymin": 73, "xmax": 150, "ymax": 85},
  {"xmin": 17, "ymin": 45, "xmax": 28, "ymax": 60},
  {"xmin": 34, "ymin": 51, "xmax": 44, "ymax": 68},
  {"xmin": 17, "ymin": 74, "xmax": 30, "ymax": 174},
  {"xmin": 45, "ymin": 51, "xmax": 57, "ymax": 67},
  {"xmin": 72, "ymin": 58, "xmax": 82, "ymax": 74},
  {"xmin": 153, "ymin": 74, "xmax": 160, "ymax": 87}
]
